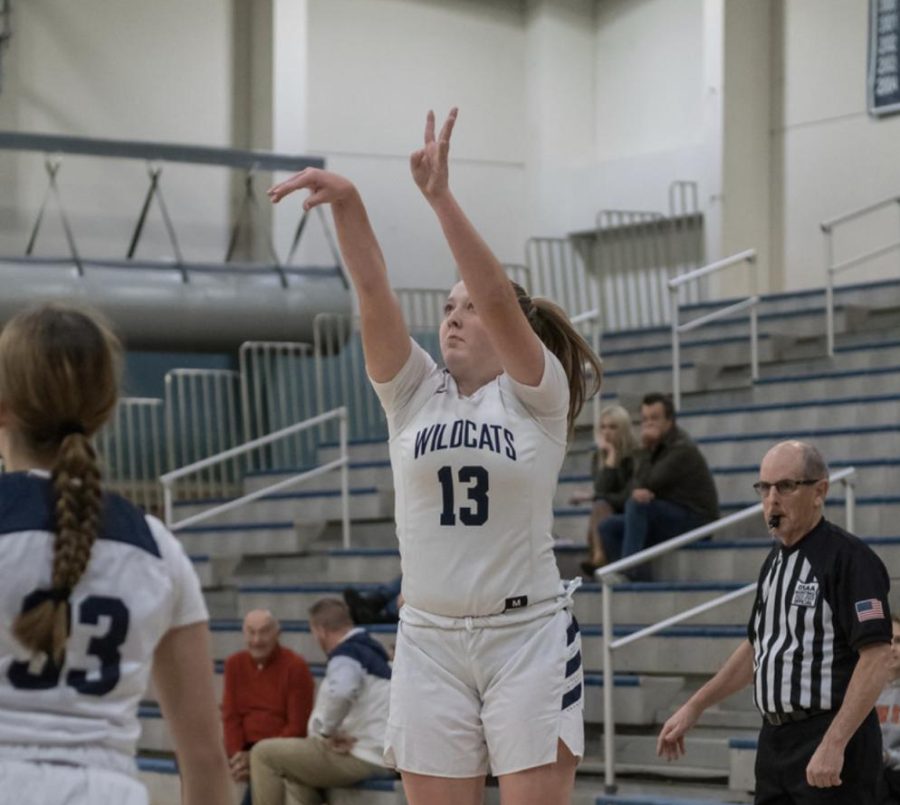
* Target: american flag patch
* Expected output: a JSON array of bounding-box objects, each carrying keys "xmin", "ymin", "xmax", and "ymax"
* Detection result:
[{"xmin": 856, "ymin": 599, "xmax": 885, "ymax": 622}]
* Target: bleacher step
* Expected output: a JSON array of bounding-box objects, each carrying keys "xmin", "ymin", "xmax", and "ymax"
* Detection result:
[
  {"xmin": 657, "ymin": 536, "xmax": 900, "ymax": 583},
  {"xmin": 236, "ymin": 581, "xmax": 753, "ymax": 629},
  {"xmin": 206, "ymin": 619, "xmax": 747, "ymax": 675},
  {"xmin": 595, "ymin": 795, "xmax": 745, "ymax": 805},
  {"xmin": 728, "ymin": 737, "xmax": 757, "ymax": 794},
  {"xmin": 172, "ymin": 486, "xmax": 392, "ymax": 527},
  {"xmin": 175, "ymin": 521, "xmax": 322, "ymax": 557},
  {"xmin": 242, "ymin": 461, "xmax": 393, "ymax": 495}
]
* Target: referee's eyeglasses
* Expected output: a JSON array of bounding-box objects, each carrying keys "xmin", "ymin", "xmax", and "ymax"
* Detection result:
[{"xmin": 752, "ymin": 479, "xmax": 821, "ymax": 497}]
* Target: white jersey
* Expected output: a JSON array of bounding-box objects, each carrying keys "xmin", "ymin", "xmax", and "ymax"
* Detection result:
[
  {"xmin": 0, "ymin": 471, "xmax": 208, "ymax": 776},
  {"xmin": 371, "ymin": 339, "xmax": 568, "ymax": 617}
]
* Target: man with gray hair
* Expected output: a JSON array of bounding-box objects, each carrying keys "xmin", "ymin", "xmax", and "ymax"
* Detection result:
[
  {"xmin": 658, "ymin": 440, "xmax": 892, "ymax": 803},
  {"xmin": 222, "ymin": 609, "xmax": 315, "ymax": 803},
  {"xmin": 250, "ymin": 598, "xmax": 391, "ymax": 805}
]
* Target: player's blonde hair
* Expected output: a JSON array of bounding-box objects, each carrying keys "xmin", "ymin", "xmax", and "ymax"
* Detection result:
[
  {"xmin": 1, "ymin": 304, "xmax": 122, "ymax": 664},
  {"xmin": 512, "ymin": 282, "xmax": 603, "ymax": 432}
]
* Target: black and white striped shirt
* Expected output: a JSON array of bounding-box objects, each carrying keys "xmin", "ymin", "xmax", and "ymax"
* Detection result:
[{"xmin": 748, "ymin": 518, "xmax": 891, "ymax": 717}]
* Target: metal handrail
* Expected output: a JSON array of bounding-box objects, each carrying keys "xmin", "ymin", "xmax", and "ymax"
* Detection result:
[
  {"xmin": 820, "ymin": 194, "xmax": 900, "ymax": 232},
  {"xmin": 821, "ymin": 194, "xmax": 900, "ymax": 356},
  {"xmin": 160, "ymin": 407, "xmax": 351, "ymax": 548},
  {"xmin": 0, "ymin": 130, "xmax": 325, "ymax": 173},
  {"xmin": 669, "ymin": 249, "xmax": 758, "ymax": 409},
  {"xmin": 597, "ymin": 466, "xmax": 856, "ymax": 793}
]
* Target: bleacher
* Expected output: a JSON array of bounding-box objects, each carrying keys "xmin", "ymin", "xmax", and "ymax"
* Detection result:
[{"xmin": 135, "ymin": 274, "xmax": 900, "ymax": 805}]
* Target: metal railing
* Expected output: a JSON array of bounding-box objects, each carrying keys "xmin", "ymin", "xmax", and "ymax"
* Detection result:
[
  {"xmin": 526, "ymin": 237, "xmax": 602, "ymax": 326},
  {"xmin": 594, "ymin": 210, "xmax": 673, "ymax": 330},
  {"xmin": 557, "ymin": 185, "xmax": 705, "ymax": 332},
  {"xmin": 1, "ymin": 130, "xmax": 325, "ymax": 271},
  {"xmin": 96, "ymin": 397, "xmax": 165, "ymax": 515},
  {"xmin": 395, "ymin": 287, "xmax": 447, "ymax": 330},
  {"xmin": 160, "ymin": 407, "xmax": 351, "ymax": 548},
  {"xmin": 669, "ymin": 249, "xmax": 758, "ymax": 409},
  {"xmin": 597, "ymin": 466, "xmax": 857, "ymax": 793},
  {"xmin": 821, "ymin": 194, "xmax": 900, "ymax": 357},
  {"xmin": 313, "ymin": 313, "xmax": 388, "ymax": 443},
  {"xmin": 239, "ymin": 341, "xmax": 317, "ymax": 469},
  {"xmin": 503, "ymin": 262, "xmax": 533, "ymax": 293},
  {"xmin": 164, "ymin": 368, "xmax": 243, "ymax": 501}
]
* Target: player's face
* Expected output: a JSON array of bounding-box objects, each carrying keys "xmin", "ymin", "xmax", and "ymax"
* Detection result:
[
  {"xmin": 244, "ymin": 618, "xmax": 279, "ymax": 663},
  {"xmin": 439, "ymin": 282, "xmax": 502, "ymax": 385},
  {"xmin": 757, "ymin": 445, "xmax": 828, "ymax": 544},
  {"xmin": 890, "ymin": 622, "xmax": 900, "ymax": 678}
]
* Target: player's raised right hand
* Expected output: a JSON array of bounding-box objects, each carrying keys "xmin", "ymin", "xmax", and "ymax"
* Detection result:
[{"xmin": 268, "ymin": 168, "xmax": 358, "ymax": 211}]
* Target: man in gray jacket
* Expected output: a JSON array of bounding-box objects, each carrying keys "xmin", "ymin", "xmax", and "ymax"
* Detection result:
[{"xmin": 250, "ymin": 598, "xmax": 392, "ymax": 805}]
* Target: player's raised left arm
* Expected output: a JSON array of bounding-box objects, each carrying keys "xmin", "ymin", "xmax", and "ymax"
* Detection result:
[
  {"xmin": 412, "ymin": 108, "xmax": 544, "ymax": 387},
  {"xmin": 806, "ymin": 641, "xmax": 891, "ymax": 788}
]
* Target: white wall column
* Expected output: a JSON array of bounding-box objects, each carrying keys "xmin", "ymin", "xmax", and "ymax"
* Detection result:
[
  {"xmin": 701, "ymin": 0, "xmax": 725, "ymax": 273},
  {"xmin": 523, "ymin": 0, "xmax": 595, "ymax": 239},
  {"xmin": 700, "ymin": 0, "xmax": 772, "ymax": 298},
  {"xmin": 271, "ymin": 0, "xmax": 310, "ymax": 254},
  {"xmin": 720, "ymin": 0, "xmax": 772, "ymax": 296}
]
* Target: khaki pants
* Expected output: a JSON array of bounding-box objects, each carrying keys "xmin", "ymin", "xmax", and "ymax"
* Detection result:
[{"xmin": 250, "ymin": 736, "xmax": 387, "ymax": 805}]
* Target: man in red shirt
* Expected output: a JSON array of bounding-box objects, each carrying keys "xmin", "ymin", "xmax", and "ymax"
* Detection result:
[{"xmin": 222, "ymin": 609, "xmax": 315, "ymax": 802}]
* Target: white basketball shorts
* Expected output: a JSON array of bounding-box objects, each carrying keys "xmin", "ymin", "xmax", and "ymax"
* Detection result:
[
  {"xmin": 384, "ymin": 605, "xmax": 584, "ymax": 777},
  {"xmin": 0, "ymin": 758, "xmax": 148, "ymax": 805}
]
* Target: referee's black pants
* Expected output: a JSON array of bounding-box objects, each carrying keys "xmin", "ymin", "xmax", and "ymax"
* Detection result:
[{"xmin": 754, "ymin": 710, "xmax": 881, "ymax": 804}]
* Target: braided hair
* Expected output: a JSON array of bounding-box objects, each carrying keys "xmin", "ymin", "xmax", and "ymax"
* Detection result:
[
  {"xmin": 511, "ymin": 282, "xmax": 603, "ymax": 432},
  {"xmin": 1, "ymin": 304, "xmax": 122, "ymax": 663}
]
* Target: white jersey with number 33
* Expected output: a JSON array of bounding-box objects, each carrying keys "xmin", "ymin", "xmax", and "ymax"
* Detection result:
[
  {"xmin": 0, "ymin": 471, "xmax": 208, "ymax": 776},
  {"xmin": 371, "ymin": 339, "xmax": 569, "ymax": 618}
]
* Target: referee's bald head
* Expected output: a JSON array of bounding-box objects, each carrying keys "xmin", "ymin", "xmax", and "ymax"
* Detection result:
[
  {"xmin": 764, "ymin": 440, "xmax": 829, "ymax": 481},
  {"xmin": 759, "ymin": 441, "xmax": 831, "ymax": 546}
]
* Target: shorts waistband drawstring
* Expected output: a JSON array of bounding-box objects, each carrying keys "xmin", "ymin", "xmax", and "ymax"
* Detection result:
[{"xmin": 401, "ymin": 578, "xmax": 583, "ymax": 631}]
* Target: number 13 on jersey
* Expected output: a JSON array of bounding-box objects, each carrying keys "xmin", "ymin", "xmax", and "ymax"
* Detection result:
[{"xmin": 437, "ymin": 466, "xmax": 489, "ymax": 526}]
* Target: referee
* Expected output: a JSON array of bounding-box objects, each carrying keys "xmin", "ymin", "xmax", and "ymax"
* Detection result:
[{"xmin": 657, "ymin": 440, "xmax": 892, "ymax": 804}]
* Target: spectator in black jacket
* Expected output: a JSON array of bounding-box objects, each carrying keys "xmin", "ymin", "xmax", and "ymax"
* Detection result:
[
  {"xmin": 599, "ymin": 392, "xmax": 718, "ymax": 581},
  {"xmin": 569, "ymin": 404, "xmax": 637, "ymax": 578}
]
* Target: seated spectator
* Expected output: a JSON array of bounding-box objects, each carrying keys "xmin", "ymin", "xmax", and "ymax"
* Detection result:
[
  {"xmin": 222, "ymin": 609, "xmax": 316, "ymax": 805},
  {"xmin": 343, "ymin": 576, "xmax": 403, "ymax": 624},
  {"xmin": 877, "ymin": 614, "xmax": 900, "ymax": 804},
  {"xmin": 250, "ymin": 598, "xmax": 391, "ymax": 805},
  {"xmin": 600, "ymin": 392, "xmax": 718, "ymax": 581},
  {"xmin": 568, "ymin": 404, "xmax": 637, "ymax": 578}
]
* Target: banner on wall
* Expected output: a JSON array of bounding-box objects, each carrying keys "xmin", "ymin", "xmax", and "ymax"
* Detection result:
[{"xmin": 869, "ymin": 0, "xmax": 900, "ymax": 115}]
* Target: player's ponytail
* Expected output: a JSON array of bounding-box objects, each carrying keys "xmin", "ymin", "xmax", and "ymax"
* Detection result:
[
  {"xmin": 512, "ymin": 282, "xmax": 603, "ymax": 432},
  {"xmin": 1, "ymin": 304, "xmax": 121, "ymax": 663}
]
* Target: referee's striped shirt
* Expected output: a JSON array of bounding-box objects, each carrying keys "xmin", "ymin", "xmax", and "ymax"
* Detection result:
[{"xmin": 748, "ymin": 517, "xmax": 891, "ymax": 717}]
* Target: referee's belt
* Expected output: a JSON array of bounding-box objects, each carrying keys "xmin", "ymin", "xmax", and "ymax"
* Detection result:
[{"xmin": 763, "ymin": 708, "xmax": 828, "ymax": 726}]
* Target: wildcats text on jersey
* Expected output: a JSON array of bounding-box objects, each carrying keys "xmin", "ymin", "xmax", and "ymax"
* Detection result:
[{"xmin": 413, "ymin": 419, "xmax": 517, "ymax": 461}]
